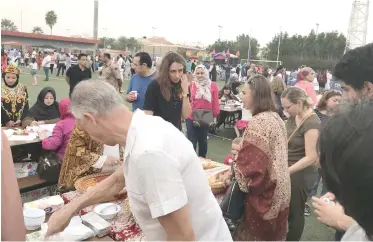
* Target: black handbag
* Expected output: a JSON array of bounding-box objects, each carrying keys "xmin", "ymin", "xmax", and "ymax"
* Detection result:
[
  {"xmin": 220, "ymin": 164, "xmax": 246, "ymax": 222},
  {"xmin": 36, "ymin": 152, "xmax": 61, "ymax": 182},
  {"xmin": 193, "ymin": 109, "xmax": 214, "ymax": 128}
]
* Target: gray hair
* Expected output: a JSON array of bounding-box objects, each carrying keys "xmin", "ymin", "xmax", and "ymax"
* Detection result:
[{"xmin": 70, "ymin": 79, "xmax": 125, "ymax": 119}]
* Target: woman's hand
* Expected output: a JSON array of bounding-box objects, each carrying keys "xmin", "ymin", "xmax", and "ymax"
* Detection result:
[
  {"xmin": 14, "ymin": 120, "xmax": 21, "ymax": 126},
  {"xmin": 37, "ymin": 121, "xmax": 46, "ymax": 125},
  {"xmin": 30, "ymin": 121, "xmax": 38, "ymax": 126},
  {"xmin": 181, "ymin": 74, "xmax": 189, "ymax": 94},
  {"xmin": 6, "ymin": 121, "xmax": 15, "ymax": 127},
  {"xmin": 105, "ymin": 156, "xmax": 121, "ymax": 166}
]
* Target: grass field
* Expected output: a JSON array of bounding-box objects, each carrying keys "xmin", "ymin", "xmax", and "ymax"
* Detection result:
[{"xmin": 18, "ymin": 67, "xmax": 335, "ymax": 241}]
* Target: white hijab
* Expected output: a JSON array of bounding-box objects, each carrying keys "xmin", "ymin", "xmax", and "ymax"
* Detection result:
[{"xmin": 193, "ymin": 65, "xmax": 212, "ymax": 102}]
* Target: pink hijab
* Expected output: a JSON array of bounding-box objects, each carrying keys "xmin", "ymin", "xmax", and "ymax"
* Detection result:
[{"xmin": 58, "ymin": 98, "xmax": 73, "ymax": 120}]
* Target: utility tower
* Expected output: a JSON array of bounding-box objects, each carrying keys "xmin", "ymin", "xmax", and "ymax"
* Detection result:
[{"xmin": 345, "ymin": 0, "xmax": 370, "ymax": 52}]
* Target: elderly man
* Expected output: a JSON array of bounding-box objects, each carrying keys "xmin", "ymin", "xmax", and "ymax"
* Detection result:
[{"xmin": 46, "ymin": 80, "xmax": 232, "ymax": 241}]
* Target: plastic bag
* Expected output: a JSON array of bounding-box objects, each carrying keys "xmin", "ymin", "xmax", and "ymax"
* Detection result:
[{"xmin": 36, "ymin": 152, "xmax": 61, "ymax": 182}]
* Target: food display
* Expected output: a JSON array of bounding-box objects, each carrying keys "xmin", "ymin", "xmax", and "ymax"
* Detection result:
[
  {"xmin": 200, "ymin": 157, "xmax": 222, "ymax": 170},
  {"xmin": 74, "ymin": 173, "xmax": 127, "ymax": 201}
]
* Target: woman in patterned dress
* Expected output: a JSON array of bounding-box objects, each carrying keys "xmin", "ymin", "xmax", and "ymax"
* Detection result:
[
  {"xmin": 58, "ymin": 124, "xmax": 124, "ymax": 192},
  {"xmin": 233, "ymin": 74, "xmax": 291, "ymax": 241},
  {"xmin": 1, "ymin": 64, "xmax": 29, "ymax": 127}
]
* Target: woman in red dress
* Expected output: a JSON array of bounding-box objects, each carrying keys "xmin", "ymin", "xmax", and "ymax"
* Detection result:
[{"xmin": 233, "ymin": 74, "xmax": 291, "ymax": 241}]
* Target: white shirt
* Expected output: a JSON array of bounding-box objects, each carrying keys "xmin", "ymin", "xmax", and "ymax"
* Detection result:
[
  {"xmin": 31, "ymin": 63, "xmax": 37, "ymax": 70},
  {"xmin": 42, "ymin": 55, "xmax": 51, "ymax": 67},
  {"xmin": 342, "ymin": 222, "xmax": 369, "ymax": 241},
  {"xmin": 123, "ymin": 110, "xmax": 232, "ymax": 241},
  {"xmin": 117, "ymin": 57, "xmax": 124, "ymax": 71}
]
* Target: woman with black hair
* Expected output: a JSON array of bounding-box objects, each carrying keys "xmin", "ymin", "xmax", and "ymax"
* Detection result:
[
  {"xmin": 22, "ymin": 87, "xmax": 60, "ymax": 127},
  {"xmin": 1, "ymin": 64, "xmax": 29, "ymax": 127}
]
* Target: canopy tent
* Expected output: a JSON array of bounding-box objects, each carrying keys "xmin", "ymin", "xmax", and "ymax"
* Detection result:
[
  {"xmin": 189, "ymin": 55, "xmax": 198, "ymax": 60},
  {"xmin": 230, "ymin": 54, "xmax": 239, "ymax": 59},
  {"xmin": 213, "ymin": 52, "xmax": 226, "ymax": 60}
]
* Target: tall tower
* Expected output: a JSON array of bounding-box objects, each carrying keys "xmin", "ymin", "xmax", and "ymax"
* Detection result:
[
  {"xmin": 345, "ymin": 0, "xmax": 370, "ymax": 52},
  {"xmin": 93, "ymin": 0, "xmax": 99, "ymax": 40}
]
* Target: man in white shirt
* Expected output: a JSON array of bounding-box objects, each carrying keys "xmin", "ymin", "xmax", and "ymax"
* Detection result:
[
  {"xmin": 46, "ymin": 80, "xmax": 232, "ymax": 241},
  {"xmin": 42, "ymin": 52, "xmax": 51, "ymax": 81}
]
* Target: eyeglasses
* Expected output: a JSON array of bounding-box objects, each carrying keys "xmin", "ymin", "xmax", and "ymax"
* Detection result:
[{"xmin": 282, "ymin": 103, "xmax": 295, "ymax": 110}]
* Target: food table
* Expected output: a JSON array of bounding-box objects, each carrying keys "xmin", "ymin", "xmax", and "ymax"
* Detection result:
[
  {"xmin": 60, "ymin": 159, "xmax": 229, "ymax": 241},
  {"xmin": 219, "ymin": 103, "xmax": 242, "ymax": 128}
]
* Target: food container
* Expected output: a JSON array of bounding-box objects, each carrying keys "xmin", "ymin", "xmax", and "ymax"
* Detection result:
[
  {"xmin": 81, "ymin": 212, "xmax": 111, "ymax": 237},
  {"xmin": 23, "ymin": 208, "xmax": 46, "ymax": 231},
  {"xmin": 94, "ymin": 203, "xmax": 121, "ymax": 220},
  {"xmin": 24, "ymin": 195, "xmax": 64, "ymax": 214}
]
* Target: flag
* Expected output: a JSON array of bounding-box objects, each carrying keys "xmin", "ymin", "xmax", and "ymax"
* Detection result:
[
  {"xmin": 236, "ymin": 50, "xmax": 240, "ymax": 57},
  {"xmin": 212, "ymin": 49, "xmax": 216, "ymax": 54},
  {"xmin": 226, "ymin": 49, "xmax": 230, "ymax": 55}
]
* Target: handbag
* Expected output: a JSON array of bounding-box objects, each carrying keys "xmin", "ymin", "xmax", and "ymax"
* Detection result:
[
  {"xmin": 220, "ymin": 163, "xmax": 245, "ymax": 223},
  {"xmin": 191, "ymin": 83, "xmax": 214, "ymax": 128},
  {"xmin": 193, "ymin": 109, "xmax": 214, "ymax": 128},
  {"xmin": 36, "ymin": 152, "xmax": 61, "ymax": 182}
]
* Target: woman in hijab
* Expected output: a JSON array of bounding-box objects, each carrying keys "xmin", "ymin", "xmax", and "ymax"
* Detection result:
[
  {"xmin": 41, "ymin": 98, "xmax": 75, "ymax": 159},
  {"xmin": 186, "ymin": 64, "xmax": 219, "ymax": 157},
  {"xmin": 22, "ymin": 87, "xmax": 60, "ymax": 127},
  {"xmin": 1, "ymin": 64, "xmax": 29, "ymax": 127}
]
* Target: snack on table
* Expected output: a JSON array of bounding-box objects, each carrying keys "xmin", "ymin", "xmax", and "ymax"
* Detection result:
[
  {"xmin": 24, "ymin": 195, "xmax": 64, "ymax": 214},
  {"xmin": 199, "ymin": 157, "xmax": 221, "ymax": 170},
  {"xmin": 206, "ymin": 168, "xmax": 232, "ymax": 194},
  {"xmin": 74, "ymin": 173, "xmax": 113, "ymax": 193}
]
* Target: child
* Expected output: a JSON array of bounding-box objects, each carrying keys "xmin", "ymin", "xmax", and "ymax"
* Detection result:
[
  {"xmin": 30, "ymin": 58, "xmax": 38, "ymax": 86},
  {"xmin": 234, "ymin": 108, "xmax": 252, "ymax": 137},
  {"xmin": 224, "ymin": 137, "xmax": 243, "ymax": 165}
]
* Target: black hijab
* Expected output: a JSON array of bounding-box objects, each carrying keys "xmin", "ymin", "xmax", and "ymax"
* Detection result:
[
  {"xmin": 28, "ymin": 87, "xmax": 59, "ymax": 121},
  {"xmin": 2, "ymin": 72, "xmax": 20, "ymax": 88}
]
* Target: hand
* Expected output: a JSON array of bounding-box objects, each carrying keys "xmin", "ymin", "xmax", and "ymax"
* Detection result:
[
  {"xmin": 105, "ymin": 156, "xmax": 121, "ymax": 166},
  {"xmin": 30, "ymin": 121, "xmax": 38, "ymax": 126},
  {"xmin": 312, "ymin": 196, "xmax": 352, "ymax": 231},
  {"xmin": 6, "ymin": 121, "xmax": 15, "ymax": 127},
  {"xmin": 181, "ymin": 74, "xmax": 189, "ymax": 94},
  {"xmin": 127, "ymin": 93, "xmax": 137, "ymax": 102},
  {"xmin": 15, "ymin": 119, "xmax": 21, "ymax": 125},
  {"xmin": 45, "ymin": 207, "xmax": 73, "ymax": 238},
  {"xmin": 320, "ymin": 192, "xmax": 336, "ymax": 202},
  {"xmin": 37, "ymin": 121, "xmax": 45, "ymax": 125}
]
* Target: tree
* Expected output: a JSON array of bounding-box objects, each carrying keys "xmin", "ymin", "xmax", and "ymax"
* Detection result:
[
  {"xmin": 262, "ymin": 31, "xmax": 346, "ymax": 69},
  {"xmin": 45, "ymin": 10, "xmax": 57, "ymax": 34},
  {"xmin": 127, "ymin": 37, "xmax": 142, "ymax": 52},
  {"xmin": 114, "ymin": 36, "xmax": 129, "ymax": 50},
  {"xmin": 1, "ymin": 18, "xmax": 18, "ymax": 31},
  {"xmin": 98, "ymin": 37, "xmax": 116, "ymax": 49},
  {"xmin": 32, "ymin": 26, "xmax": 44, "ymax": 34},
  {"xmin": 206, "ymin": 33, "xmax": 260, "ymax": 60}
]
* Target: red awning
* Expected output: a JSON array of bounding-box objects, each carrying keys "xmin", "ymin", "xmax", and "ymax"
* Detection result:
[{"xmin": 2, "ymin": 41, "xmax": 23, "ymax": 46}]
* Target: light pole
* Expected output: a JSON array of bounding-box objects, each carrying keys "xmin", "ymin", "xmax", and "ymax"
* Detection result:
[
  {"xmin": 218, "ymin": 25, "xmax": 223, "ymax": 40},
  {"xmin": 102, "ymin": 28, "xmax": 108, "ymax": 49},
  {"xmin": 276, "ymin": 28, "xmax": 282, "ymax": 67},
  {"xmin": 316, "ymin": 23, "xmax": 319, "ymax": 35},
  {"xmin": 152, "ymin": 27, "xmax": 156, "ymax": 58}
]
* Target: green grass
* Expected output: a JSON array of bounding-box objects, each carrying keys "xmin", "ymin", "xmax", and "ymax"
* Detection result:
[{"xmin": 18, "ymin": 67, "xmax": 334, "ymax": 241}]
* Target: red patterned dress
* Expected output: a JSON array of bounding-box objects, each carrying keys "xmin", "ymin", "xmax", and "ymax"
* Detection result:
[{"xmin": 233, "ymin": 111, "xmax": 291, "ymax": 241}]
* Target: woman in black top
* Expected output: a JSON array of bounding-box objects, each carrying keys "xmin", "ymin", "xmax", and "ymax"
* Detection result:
[{"xmin": 143, "ymin": 52, "xmax": 191, "ymax": 130}]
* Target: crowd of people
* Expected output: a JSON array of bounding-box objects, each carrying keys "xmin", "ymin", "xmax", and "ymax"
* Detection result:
[{"xmin": 1, "ymin": 42, "xmax": 373, "ymax": 241}]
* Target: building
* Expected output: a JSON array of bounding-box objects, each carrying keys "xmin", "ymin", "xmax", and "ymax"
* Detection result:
[
  {"xmin": 1, "ymin": 31, "xmax": 100, "ymax": 53},
  {"xmin": 138, "ymin": 36, "xmax": 207, "ymax": 59}
]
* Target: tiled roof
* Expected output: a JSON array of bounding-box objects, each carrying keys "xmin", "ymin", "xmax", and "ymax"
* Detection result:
[
  {"xmin": 139, "ymin": 37, "xmax": 174, "ymax": 46},
  {"xmin": 1, "ymin": 31, "xmax": 100, "ymax": 44}
]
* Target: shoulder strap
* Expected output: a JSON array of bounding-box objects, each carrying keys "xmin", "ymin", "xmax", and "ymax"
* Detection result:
[{"xmin": 288, "ymin": 112, "xmax": 316, "ymax": 144}]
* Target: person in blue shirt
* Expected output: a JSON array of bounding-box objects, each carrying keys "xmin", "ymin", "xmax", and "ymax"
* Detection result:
[
  {"xmin": 126, "ymin": 52, "xmax": 156, "ymax": 111},
  {"xmin": 186, "ymin": 59, "xmax": 192, "ymax": 73}
]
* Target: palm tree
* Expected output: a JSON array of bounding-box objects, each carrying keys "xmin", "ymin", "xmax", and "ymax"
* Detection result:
[
  {"xmin": 127, "ymin": 37, "xmax": 142, "ymax": 52},
  {"xmin": 32, "ymin": 26, "xmax": 44, "ymax": 34},
  {"xmin": 45, "ymin": 10, "xmax": 57, "ymax": 34},
  {"xmin": 1, "ymin": 18, "xmax": 18, "ymax": 31}
]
